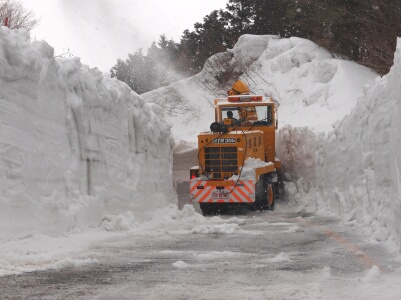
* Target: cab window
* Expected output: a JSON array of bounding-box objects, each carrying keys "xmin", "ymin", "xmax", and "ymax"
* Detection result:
[{"xmin": 221, "ymin": 106, "xmax": 272, "ymax": 126}]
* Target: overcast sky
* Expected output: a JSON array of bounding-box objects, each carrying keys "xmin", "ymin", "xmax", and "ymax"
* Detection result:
[{"xmin": 21, "ymin": 0, "xmax": 228, "ymax": 72}]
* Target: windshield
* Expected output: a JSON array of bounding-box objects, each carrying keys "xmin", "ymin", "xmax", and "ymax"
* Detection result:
[{"xmin": 221, "ymin": 105, "xmax": 272, "ymax": 125}]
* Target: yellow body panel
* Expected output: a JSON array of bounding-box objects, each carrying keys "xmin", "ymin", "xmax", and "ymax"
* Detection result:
[
  {"xmin": 198, "ymin": 131, "xmax": 265, "ymax": 180},
  {"xmin": 197, "ymin": 97, "xmax": 280, "ymax": 181}
]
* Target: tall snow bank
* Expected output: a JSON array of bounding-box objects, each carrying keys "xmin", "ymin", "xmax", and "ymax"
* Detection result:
[
  {"xmin": 0, "ymin": 28, "xmax": 174, "ymax": 242},
  {"xmin": 278, "ymin": 38, "xmax": 401, "ymax": 253}
]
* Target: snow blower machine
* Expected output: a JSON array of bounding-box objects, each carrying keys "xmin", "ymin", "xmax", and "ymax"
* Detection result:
[{"xmin": 190, "ymin": 80, "xmax": 282, "ymax": 215}]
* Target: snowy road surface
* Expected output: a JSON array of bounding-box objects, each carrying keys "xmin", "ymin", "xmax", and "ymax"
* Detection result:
[
  {"xmin": 0, "ymin": 207, "xmax": 400, "ymax": 299},
  {"xmin": 0, "ymin": 149, "xmax": 400, "ymax": 299}
]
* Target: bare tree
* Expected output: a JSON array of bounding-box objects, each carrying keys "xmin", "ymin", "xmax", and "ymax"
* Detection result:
[{"xmin": 0, "ymin": 0, "xmax": 38, "ymax": 31}]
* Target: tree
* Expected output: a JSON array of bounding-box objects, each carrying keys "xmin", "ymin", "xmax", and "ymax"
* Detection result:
[
  {"xmin": 175, "ymin": 29, "xmax": 201, "ymax": 75},
  {"xmin": 175, "ymin": 10, "xmax": 235, "ymax": 75},
  {"xmin": 147, "ymin": 35, "xmax": 183, "ymax": 85},
  {"xmin": 110, "ymin": 49, "xmax": 159, "ymax": 94},
  {"xmin": 224, "ymin": 0, "xmax": 300, "ymax": 37},
  {"xmin": 0, "ymin": 0, "xmax": 38, "ymax": 31},
  {"xmin": 224, "ymin": 0, "xmax": 254, "ymax": 36},
  {"xmin": 110, "ymin": 36, "xmax": 185, "ymax": 94},
  {"xmin": 349, "ymin": 0, "xmax": 401, "ymax": 74},
  {"xmin": 292, "ymin": 0, "xmax": 401, "ymax": 74}
]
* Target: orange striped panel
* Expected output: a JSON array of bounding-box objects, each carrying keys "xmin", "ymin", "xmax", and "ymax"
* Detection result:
[
  {"xmin": 231, "ymin": 191, "xmax": 244, "ymax": 203},
  {"xmin": 190, "ymin": 180, "xmax": 203, "ymax": 193},
  {"xmin": 198, "ymin": 187, "xmax": 213, "ymax": 203},
  {"xmin": 242, "ymin": 181, "xmax": 254, "ymax": 194},
  {"xmin": 191, "ymin": 180, "xmax": 257, "ymax": 203},
  {"xmin": 236, "ymin": 186, "xmax": 252, "ymax": 203}
]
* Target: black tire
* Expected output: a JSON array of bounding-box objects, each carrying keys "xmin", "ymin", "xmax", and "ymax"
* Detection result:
[
  {"xmin": 255, "ymin": 174, "xmax": 276, "ymax": 211},
  {"xmin": 275, "ymin": 170, "xmax": 285, "ymax": 199},
  {"xmin": 267, "ymin": 183, "xmax": 275, "ymax": 210},
  {"xmin": 255, "ymin": 175, "xmax": 268, "ymax": 210}
]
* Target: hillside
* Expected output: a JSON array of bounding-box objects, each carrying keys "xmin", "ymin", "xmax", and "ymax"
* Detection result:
[{"xmin": 142, "ymin": 34, "xmax": 376, "ymax": 140}]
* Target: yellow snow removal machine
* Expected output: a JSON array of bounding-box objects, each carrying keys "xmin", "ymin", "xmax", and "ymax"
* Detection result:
[{"xmin": 189, "ymin": 80, "xmax": 281, "ymax": 215}]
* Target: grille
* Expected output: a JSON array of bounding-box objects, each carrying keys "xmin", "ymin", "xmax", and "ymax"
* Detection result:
[{"xmin": 204, "ymin": 147, "xmax": 238, "ymax": 178}]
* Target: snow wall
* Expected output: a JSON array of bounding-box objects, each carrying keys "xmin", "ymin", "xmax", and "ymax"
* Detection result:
[
  {"xmin": 278, "ymin": 38, "xmax": 401, "ymax": 253},
  {"xmin": 0, "ymin": 28, "xmax": 175, "ymax": 241}
]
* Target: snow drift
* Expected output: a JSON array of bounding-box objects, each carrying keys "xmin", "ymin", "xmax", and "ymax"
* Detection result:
[
  {"xmin": 0, "ymin": 28, "xmax": 174, "ymax": 242},
  {"xmin": 281, "ymin": 38, "xmax": 401, "ymax": 252}
]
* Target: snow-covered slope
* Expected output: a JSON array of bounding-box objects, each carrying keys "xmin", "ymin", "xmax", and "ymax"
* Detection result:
[
  {"xmin": 142, "ymin": 35, "xmax": 277, "ymax": 142},
  {"xmin": 0, "ymin": 28, "xmax": 174, "ymax": 242},
  {"xmin": 143, "ymin": 34, "xmax": 376, "ymax": 141}
]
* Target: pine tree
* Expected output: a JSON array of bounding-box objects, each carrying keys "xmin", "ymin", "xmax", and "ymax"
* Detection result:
[{"xmin": 110, "ymin": 49, "xmax": 158, "ymax": 94}]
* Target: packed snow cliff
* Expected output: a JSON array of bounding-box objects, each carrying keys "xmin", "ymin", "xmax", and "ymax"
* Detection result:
[
  {"xmin": 0, "ymin": 27, "xmax": 175, "ymax": 242},
  {"xmin": 280, "ymin": 38, "xmax": 401, "ymax": 253}
]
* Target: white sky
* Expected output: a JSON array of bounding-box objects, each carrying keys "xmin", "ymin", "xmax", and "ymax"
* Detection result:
[{"xmin": 21, "ymin": 0, "xmax": 228, "ymax": 72}]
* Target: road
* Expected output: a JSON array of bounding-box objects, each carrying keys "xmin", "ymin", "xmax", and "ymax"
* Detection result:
[
  {"xmin": 0, "ymin": 149, "xmax": 400, "ymax": 299},
  {"xmin": 0, "ymin": 208, "xmax": 398, "ymax": 299}
]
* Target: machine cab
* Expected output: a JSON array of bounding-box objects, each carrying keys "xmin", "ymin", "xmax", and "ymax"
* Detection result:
[{"xmin": 215, "ymin": 95, "xmax": 276, "ymax": 128}]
